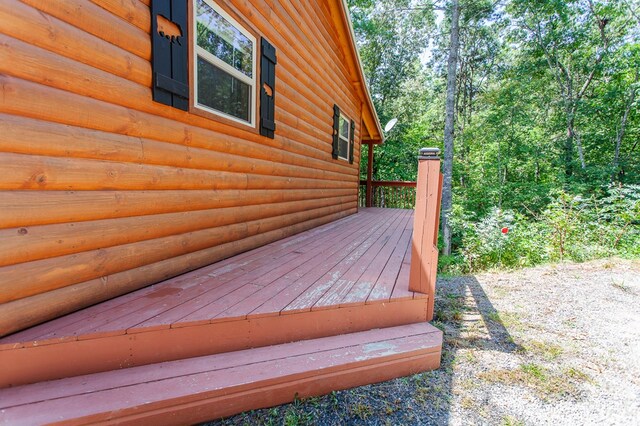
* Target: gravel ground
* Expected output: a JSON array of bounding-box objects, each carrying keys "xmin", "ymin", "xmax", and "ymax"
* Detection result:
[{"xmin": 207, "ymin": 258, "xmax": 640, "ymax": 426}]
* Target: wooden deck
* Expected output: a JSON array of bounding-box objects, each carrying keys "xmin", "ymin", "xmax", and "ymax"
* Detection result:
[
  {"xmin": 0, "ymin": 323, "xmax": 442, "ymax": 424},
  {"xmin": 0, "ymin": 208, "xmax": 431, "ymax": 388}
]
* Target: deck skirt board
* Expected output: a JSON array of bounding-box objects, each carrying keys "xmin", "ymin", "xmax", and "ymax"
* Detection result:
[{"xmin": 0, "ymin": 323, "xmax": 442, "ymax": 425}]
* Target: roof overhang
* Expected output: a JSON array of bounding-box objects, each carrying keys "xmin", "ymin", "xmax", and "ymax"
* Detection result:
[{"xmin": 329, "ymin": 0, "xmax": 384, "ymax": 145}]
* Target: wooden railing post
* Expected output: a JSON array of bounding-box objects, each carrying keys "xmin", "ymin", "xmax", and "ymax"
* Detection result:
[
  {"xmin": 366, "ymin": 142, "xmax": 374, "ymax": 207},
  {"xmin": 409, "ymin": 148, "xmax": 443, "ymax": 321}
]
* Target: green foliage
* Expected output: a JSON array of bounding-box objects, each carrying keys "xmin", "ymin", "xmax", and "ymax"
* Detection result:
[
  {"xmin": 349, "ymin": 0, "xmax": 437, "ymax": 181},
  {"xmin": 348, "ymin": 0, "xmax": 640, "ymax": 272},
  {"xmin": 440, "ymin": 185, "xmax": 640, "ymax": 273}
]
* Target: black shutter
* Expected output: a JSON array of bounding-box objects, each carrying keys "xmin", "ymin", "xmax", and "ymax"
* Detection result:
[
  {"xmin": 349, "ymin": 120, "xmax": 355, "ymax": 164},
  {"xmin": 151, "ymin": 0, "xmax": 189, "ymax": 111},
  {"xmin": 332, "ymin": 104, "xmax": 340, "ymax": 159},
  {"xmin": 260, "ymin": 38, "xmax": 277, "ymax": 138}
]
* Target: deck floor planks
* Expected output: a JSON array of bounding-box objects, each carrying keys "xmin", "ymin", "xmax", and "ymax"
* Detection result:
[
  {"xmin": 366, "ymin": 228, "xmax": 413, "ymax": 303},
  {"xmin": 128, "ymin": 212, "xmax": 372, "ymax": 331},
  {"xmin": 390, "ymin": 239, "xmax": 416, "ymax": 301},
  {"xmin": 338, "ymin": 212, "xmax": 413, "ymax": 307},
  {"xmin": 162, "ymin": 211, "xmax": 382, "ymax": 327},
  {"xmin": 0, "ymin": 323, "xmax": 442, "ymax": 424},
  {"xmin": 310, "ymin": 209, "xmax": 411, "ymax": 311},
  {"xmin": 0, "ymin": 209, "xmax": 422, "ymax": 349},
  {"xmin": 256, "ymin": 209, "xmax": 406, "ymax": 316},
  {"xmin": 223, "ymin": 208, "xmax": 403, "ymax": 318},
  {"xmin": 2, "ymin": 217, "xmax": 358, "ymax": 343},
  {"xmin": 262, "ymin": 208, "xmax": 402, "ymax": 314},
  {"xmin": 284, "ymin": 210, "xmax": 408, "ymax": 313},
  {"xmin": 212, "ymin": 209, "xmax": 385, "ymax": 320}
]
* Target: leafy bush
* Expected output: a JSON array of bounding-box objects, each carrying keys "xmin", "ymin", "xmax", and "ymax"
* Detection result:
[{"xmin": 440, "ymin": 184, "xmax": 640, "ymax": 273}]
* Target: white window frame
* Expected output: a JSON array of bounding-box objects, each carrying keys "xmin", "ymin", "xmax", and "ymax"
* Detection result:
[
  {"xmin": 192, "ymin": 0, "xmax": 257, "ymax": 127},
  {"xmin": 338, "ymin": 112, "xmax": 351, "ymax": 161}
]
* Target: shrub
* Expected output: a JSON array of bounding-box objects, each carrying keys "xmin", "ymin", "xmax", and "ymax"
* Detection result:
[{"xmin": 442, "ymin": 184, "xmax": 640, "ymax": 273}]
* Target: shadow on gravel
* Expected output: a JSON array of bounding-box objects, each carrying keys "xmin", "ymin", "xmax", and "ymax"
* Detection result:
[
  {"xmin": 207, "ymin": 275, "xmax": 520, "ymax": 425},
  {"xmin": 420, "ymin": 275, "xmax": 522, "ymax": 426},
  {"xmin": 464, "ymin": 276, "xmax": 523, "ymax": 353}
]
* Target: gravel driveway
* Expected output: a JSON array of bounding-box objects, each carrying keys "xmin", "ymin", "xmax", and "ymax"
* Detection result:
[{"xmin": 207, "ymin": 258, "xmax": 640, "ymax": 425}]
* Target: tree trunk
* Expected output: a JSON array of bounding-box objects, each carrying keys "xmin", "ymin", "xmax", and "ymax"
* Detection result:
[
  {"xmin": 441, "ymin": 0, "xmax": 461, "ymax": 256},
  {"xmin": 576, "ymin": 132, "xmax": 586, "ymax": 170},
  {"xmin": 613, "ymin": 70, "xmax": 638, "ymax": 179},
  {"xmin": 564, "ymin": 103, "xmax": 575, "ymax": 178}
]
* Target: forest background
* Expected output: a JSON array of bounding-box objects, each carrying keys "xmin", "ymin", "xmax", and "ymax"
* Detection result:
[{"xmin": 349, "ymin": 0, "xmax": 640, "ymax": 273}]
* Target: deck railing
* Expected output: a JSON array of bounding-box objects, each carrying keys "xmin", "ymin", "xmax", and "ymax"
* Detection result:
[{"xmin": 359, "ymin": 180, "xmax": 417, "ymax": 209}]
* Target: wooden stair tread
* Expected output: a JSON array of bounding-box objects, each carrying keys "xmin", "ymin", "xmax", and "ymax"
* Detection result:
[{"xmin": 0, "ymin": 323, "xmax": 442, "ymax": 425}]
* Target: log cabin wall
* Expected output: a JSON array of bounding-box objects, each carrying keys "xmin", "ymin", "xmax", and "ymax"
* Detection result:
[{"xmin": 0, "ymin": 0, "xmax": 375, "ymax": 336}]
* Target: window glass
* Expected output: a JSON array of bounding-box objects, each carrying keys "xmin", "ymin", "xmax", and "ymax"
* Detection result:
[
  {"xmin": 197, "ymin": 57, "xmax": 250, "ymax": 122},
  {"xmin": 339, "ymin": 116, "xmax": 349, "ymax": 140},
  {"xmin": 338, "ymin": 138, "xmax": 349, "ymax": 160},
  {"xmin": 338, "ymin": 114, "xmax": 350, "ymax": 161},
  {"xmin": 193, "ymin": 0, "xmax": 255, "ymax": 125},
  {"xmin": 196, "ymin": 0, "xmax": 252, "ymax": 77}
]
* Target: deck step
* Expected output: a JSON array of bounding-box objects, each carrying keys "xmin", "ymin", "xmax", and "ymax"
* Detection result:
[{"xmin": 0, "ymin": 323, "xmax": 442, "ymax": 425}]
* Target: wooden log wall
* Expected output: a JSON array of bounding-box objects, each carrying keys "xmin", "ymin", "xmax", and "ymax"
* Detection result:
[{"xmin": 0, "ymin": 0, "xmax": 366, "ymax": 336}]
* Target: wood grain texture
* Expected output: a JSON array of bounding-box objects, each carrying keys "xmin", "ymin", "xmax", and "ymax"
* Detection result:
[
  {"xmin": 0, "ymin": 204, "xmax": 351, "ymax": 304},
  {"xmin": 408, "ymin": 159, "xmax": 443, "ymax": 316},
  {"xmin": 0, "ymin": 323, "xmax": 441, "ymax": 424},
  {"xmin": 20, "ymin": 0, "xmax": 151, "ymax": 60},
  {"xmin": 0, "ymin": 0, "xmax": 376, "ymax": 335},
  {"xmin": 0, "ymin": 209, "xmax": 356, "ymax": 337}
]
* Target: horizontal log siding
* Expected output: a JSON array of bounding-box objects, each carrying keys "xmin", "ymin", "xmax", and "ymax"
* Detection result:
[{"xmin": 0, "ymin": 0, "xmax": 364, "ymax": 335}]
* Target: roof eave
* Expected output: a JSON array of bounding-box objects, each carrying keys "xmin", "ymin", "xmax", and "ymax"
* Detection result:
[{"xmin": 335, "ymin": 0, "xmax": 384, "ymax": 144}]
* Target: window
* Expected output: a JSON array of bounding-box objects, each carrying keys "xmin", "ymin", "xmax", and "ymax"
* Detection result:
[
  {"xmin": 338, "ymin": 114, "xmax": 350, "ymax": 161},
  {"xmin": 332, "ymin": 104, "xmax": 355, "ymax": 164},
  {"xmin": 193, "ymin": 0, "xmax": 256, "ymax": 126}
]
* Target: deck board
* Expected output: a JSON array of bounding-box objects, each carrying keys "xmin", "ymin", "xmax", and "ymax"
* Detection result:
[
  {"xmin": 367, "ymin": 228, "xmax": 413, "ymax": 303},
  {"xmin": 1, "ymin": 209, "xmax": 420, "ymax": 344},
  {"xmin": 339, "ymin": 212, "xmax": 413, "ymax": 307},
  {"xmin": 391, "ymin": 239, "xmax": 416, "ymax": 301},
  {"xmin": 279, "ymin": 209, "xmax": 407, "ymax": 314},
  {"xmin": 0, "ymin": 208, "xmax": 431, "ymax": 387},
  {"xmin": 0, "ymin": 323, "xmax": 442, "ymax": 425},
  {"xmin": 103, "ymin": 214, "xmax": 369, "ymax": 332},
  {"xmin": 216, "ymin": 209, "xmax": 382, "ymax": 320},
  {"xmin": 311, "ymin": 209, "xmax": 409, "ymax": 310},
  {"xmin": 175, "ymin": 211, "xmax": 382, "ymax": 323}
]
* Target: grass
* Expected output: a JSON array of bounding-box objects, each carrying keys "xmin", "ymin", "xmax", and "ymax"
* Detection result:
[
  {"xmin": 610, "ymin": 279, "xmax": 633, "ymax": 293},
  {"xmin": 349, "ymin": 403, "xmax": 372, "ymax": 420},
  {"xmin": 523, "ymin": 340, "xmax": 565, "ymax": 360},
  {"xmin": 486, "ymin": 311, "xmax": 526, "ymax": 331},
  {"xmin": 434, "ymin": 292, "xmax": 467, "ymax": 322},
  {"xmin": 477, "ymin": 362, "xmax": 591, "ymax": 400},
  {"xmin": 501, "ymin": 415, "xmax": 525, "ymax": 426}
]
